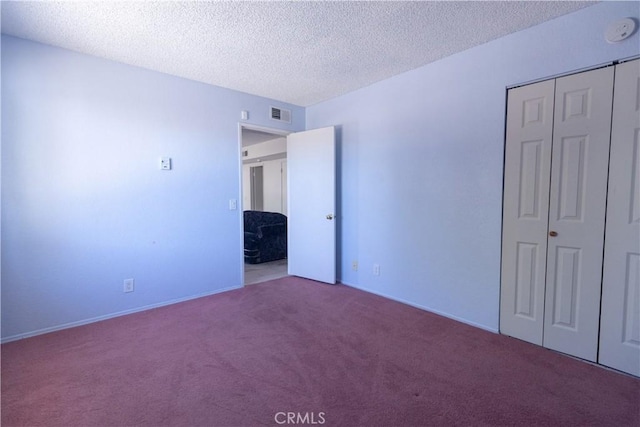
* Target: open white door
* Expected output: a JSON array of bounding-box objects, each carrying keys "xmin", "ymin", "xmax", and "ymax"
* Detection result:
[{"xmin": 287, "ymin": 126, "xmax": 336, "ymax": 284}]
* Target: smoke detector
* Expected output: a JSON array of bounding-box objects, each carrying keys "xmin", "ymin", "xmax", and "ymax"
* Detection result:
[{"xmin": 605, "ymin": 18, "xmax": 636, "ymax": 43}]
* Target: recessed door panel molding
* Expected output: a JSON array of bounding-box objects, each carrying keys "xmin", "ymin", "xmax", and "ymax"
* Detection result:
[
  {"xmin": 543, "ymin": 65, "xmax": 614, "ymax": 362},
  {"xmin": 514, "ymin": 242, "xmax": 539, "ymax": 319},
  {"xmin": 518, "ymin": 140, "xmax": 543, "ymax": 219},
  {"xmin": 562, "ymin": 88, "xmax": 591, "ymax": 121},
  {"xmin": 501, "ymin": 79, "xmax": 555, "ymax": 345},
  {"xmin": 630, "ymin": 133, "xmax": 640, "ymax": 224},
  {"xmin": 635, "ymin": 76, "xmax": 640, "ymax": 111},
  {"xmin": 622, "ymin": 254, "xmax": 640, "ymax": 346},
  {"xmin": 551, "ymin": 247, "xmax": 581, "ymax": 329},
  {"xmin": 600, "ymin": 59, "xmax": 640, "ymax": 376},
  {"xmin": 557, "ymin": 135, "xmax": 587, "ymax": 221},
  {"xmin": 523, "ymin": 97, "xmax": 546, "ymax": 126}
]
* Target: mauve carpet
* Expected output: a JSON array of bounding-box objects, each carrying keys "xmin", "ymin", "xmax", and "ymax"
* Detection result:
[{"xmin": 2, "ymin": 276, "xmax": 639, "ymax": 426}]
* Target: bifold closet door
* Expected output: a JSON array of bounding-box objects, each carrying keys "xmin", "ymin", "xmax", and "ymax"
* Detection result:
[
  {"xmin": 500, "ymin": 80, "xmax": 555, "ymax": 345},
  {"xmin": 501, "ymin": 66, "xmax": 615, "ymax": 361},
  {"xmin": 599, "ymin": 59, "xmax": 640, "ymax": 376},
  {"xmin": 542, "ymin": 66, "xmax": 614, "ymax": 362}
]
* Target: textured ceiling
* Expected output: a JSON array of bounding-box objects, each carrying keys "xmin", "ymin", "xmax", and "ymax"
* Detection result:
[{"xmin": 1, "ymin": 1, "xmax": 596, "ymax": 106}]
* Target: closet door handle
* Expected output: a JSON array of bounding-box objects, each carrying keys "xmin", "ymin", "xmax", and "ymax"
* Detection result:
[{"xmin": 549, "ymin": 231, "xmax": 558, "ymax": 237}]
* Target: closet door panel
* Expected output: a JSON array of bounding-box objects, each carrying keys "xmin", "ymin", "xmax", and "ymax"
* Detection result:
[
  {"xmin": 599, "ymin": 59, "xmax": 640, "ymax": 376},
  {"xmin": 543, "ymin": 66, "xmax": 614, "ymax": 361},
  {"xmin": 500, "ymin": 80, "xmax": 555, "ymax": 345}
]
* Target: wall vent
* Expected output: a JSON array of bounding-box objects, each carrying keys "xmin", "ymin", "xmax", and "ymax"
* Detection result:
[{"xmin": 270, "ymin": 106, "xmax": 291, "ymax": 123}]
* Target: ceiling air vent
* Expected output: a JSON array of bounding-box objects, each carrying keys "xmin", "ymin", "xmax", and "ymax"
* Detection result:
[{"xmin": 270, "ymin": 106, "xmax": 291, "ymax": 123}]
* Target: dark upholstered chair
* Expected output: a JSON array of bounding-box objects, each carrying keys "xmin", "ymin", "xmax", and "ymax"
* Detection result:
[{"xmin": 243, "ymin": 211, "xmax": 287, "ymax": 264}]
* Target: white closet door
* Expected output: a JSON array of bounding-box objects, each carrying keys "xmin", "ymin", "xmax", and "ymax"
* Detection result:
[
  {"xmin": 542, "ymin": 66, "xmax": 614, "ymax": 361},
  {"xmin": 500, "ymin": 80, "xmax": 555, "ymax": 345},
  {"xmin": 599, "ymin": 60, "xmax": 640, "ymax": 376}
]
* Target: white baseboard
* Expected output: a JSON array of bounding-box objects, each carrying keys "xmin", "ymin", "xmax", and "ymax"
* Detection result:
[
  {"xmin": 338, "ymin": 281, "xmax": 499, "ymax": 334},
  {"xmin": 1, "ymin": 285, "xmax": 244, "ymax": 344},
  {"xmin": 3, "ymin": 281, "xmax": 499, "ymax": 343}
]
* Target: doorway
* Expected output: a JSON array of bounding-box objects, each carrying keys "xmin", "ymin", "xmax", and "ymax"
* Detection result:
[
  {"xmin": 249, "ymin": 165, "xmax": 264, "ymax": 211},
  {"xmin": 240, "ymin": 125, "xmax": 290, "ymax": 285}
]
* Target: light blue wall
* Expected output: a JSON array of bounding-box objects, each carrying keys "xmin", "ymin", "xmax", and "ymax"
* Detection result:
[
  {"xmin": 308, "ymin": 1, "xmax": 640, "ymax": 331},
  {"xmin": 1, "ymin": 35, "xmax": 304, "ymax": 340}
]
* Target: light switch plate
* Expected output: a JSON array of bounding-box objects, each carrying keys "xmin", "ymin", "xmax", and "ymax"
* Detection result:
[{"xmin": 160, "ymin": 157, "xmax": 172, "ymax": 170}]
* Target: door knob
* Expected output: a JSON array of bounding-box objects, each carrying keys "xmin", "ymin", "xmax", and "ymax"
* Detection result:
[
  {"xmin": 326, "ymin": 214, "xmax": 334, "ymax": 220},
  {"xmin": 549, "ymin": 231, "xmax": 558, "ymax": 237}
]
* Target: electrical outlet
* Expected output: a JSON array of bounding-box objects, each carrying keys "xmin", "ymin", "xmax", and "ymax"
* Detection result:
[
  {"xmin": 352, "ymin": 260, "xmax": 358, "ymax": 271},
  {"xmin": 373, "ymin": 264, "xmax": 380, "ymax": 276},
  {"xmin": 124, "ymin": 278, "xmax": 134, "ymax": 293}
]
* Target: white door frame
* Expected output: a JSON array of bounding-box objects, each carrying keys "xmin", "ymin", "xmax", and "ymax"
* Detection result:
[{"xmin": 237, "ymin": 123, "xmax": 291, "ymax": 286}]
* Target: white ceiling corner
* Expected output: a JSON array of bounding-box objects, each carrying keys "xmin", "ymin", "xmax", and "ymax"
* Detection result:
[{"xmin": 0, "ymin": 1, "xmax": 597, "ymax": 107}]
